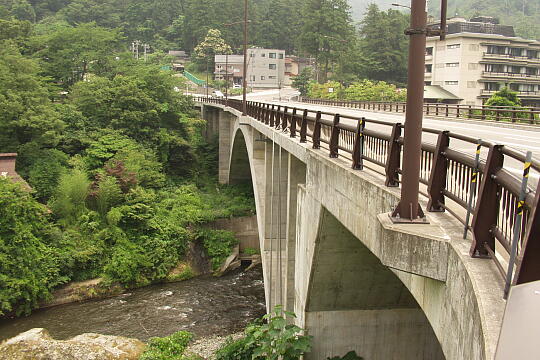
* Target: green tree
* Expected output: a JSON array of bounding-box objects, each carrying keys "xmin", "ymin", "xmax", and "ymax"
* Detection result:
[
  {"xmin": 485, "ymin": 87, "xmax": 522, "ymax": 107},
  {"xmin": 292, "ymin": 67, "xmax": 313, "ymax": 96},
  {"xmin": 358, "ymin": 4, "xmax": 409, "ymax": 85},
  {"xmin": 33, "ymin": 23, "xmax": 122, "ymax": 87},
  {"xmin": 0, "ymin": 43, "xmax": 64, "ymax": 152},
  {"xmin": 299, "ymin": 0, "xmax": 356, "ymax": 83},
  {"xmin": 0, "ymin": 178, "xmax": 64, "ymax": 316},
  {"xmin": 194, "ymin": 28, "xmax": 232, "ymax": 77}
]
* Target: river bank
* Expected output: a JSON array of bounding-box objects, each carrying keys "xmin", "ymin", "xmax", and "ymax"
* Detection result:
[{"xmin": 0, "ymin": 265, "xmax": 265, "ymax": 342}]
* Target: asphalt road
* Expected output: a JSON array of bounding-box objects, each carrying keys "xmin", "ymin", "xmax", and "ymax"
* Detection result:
[{"xmin": 238, "ymin": 89, "xmax": 540, "ymax": 184}]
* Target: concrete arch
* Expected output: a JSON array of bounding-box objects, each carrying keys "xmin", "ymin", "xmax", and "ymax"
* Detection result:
[{"xmin": 304, "ymin": 207, "xmax": 445, "ymax": 359}]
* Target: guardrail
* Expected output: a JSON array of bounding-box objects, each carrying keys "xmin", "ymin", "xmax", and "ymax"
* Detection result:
[
  {"xmin": 183, "ymin": 70, "xmax": 206, "ymax": 87},
  {"xmin": 195, "ymin": 96, "xmax": 540, "ymax": 294},
  {"xmin": 299, "ymin": 97, "xmax": 540, "ymax": 125}
]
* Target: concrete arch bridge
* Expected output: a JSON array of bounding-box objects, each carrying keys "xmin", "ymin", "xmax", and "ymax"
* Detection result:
[{"xmin": 197, "ymin": 97, "xmax": 540, "ymax": 360}]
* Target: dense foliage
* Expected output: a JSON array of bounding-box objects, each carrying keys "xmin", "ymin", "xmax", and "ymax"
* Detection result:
[
  {"xmin": 140, "ymin": 331, "xmax": 193, "ymax": 360},
  {"xmin": 215, "ymin": 306, "xmax": 313, "ymax": 360},
  {"xmin": 307, "ymin": 80, "xmax": 406, "ymax": 102},
  {"xmin": 0, "ymin": 16, "xmax": 256, "ymax": 316}
]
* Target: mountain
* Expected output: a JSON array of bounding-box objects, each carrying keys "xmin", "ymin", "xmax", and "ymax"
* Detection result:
[{"xmin": 348, "ymin": 0, "xmax": 540, "ymax": 40}]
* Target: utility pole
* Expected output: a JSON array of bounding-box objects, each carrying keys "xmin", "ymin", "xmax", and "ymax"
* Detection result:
[
  {"xmin": 242, "ymin": 0, "xmax": 248, "ymax": 115},
  {"xmin": 391, "ymin": 0, "xmax": 429, "ymax": 222},
  {"xmin": 225, "ymin": 53, "xmax": 229, "ymax": 106},
  {"xmin": 143, "ymin": 43, "xmax": 149, "ymax": 62}
]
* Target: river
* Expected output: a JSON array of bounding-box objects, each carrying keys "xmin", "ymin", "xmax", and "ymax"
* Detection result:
[{"xmin": 0, "ymin": 266, "xmax": 265, "ymax": 342}]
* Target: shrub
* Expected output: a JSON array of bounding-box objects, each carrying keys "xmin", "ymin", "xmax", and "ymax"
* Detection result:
[
  {"xmin": 215, "ymin": 307, "xmax": 312, "ymax": 360},
  {"xmin": 214, "ymin": 336, "xmax": 256, "ymax": 360},
  {"xmin": 140, "ymin": 331, "xmax": 193, "ymax": 360},
  {"xmin": 0, "ymin": 178, "xmax": 65, "ymax": 315},
  {"xmin": 199, "ymin": 229, "xmax": 238, "ymax": 271}
]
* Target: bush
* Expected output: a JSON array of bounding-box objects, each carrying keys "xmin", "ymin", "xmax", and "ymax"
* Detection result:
[
  {"xmin": 0, "ymin": 178, "xmax": 66, "ymax": 315},
  {"xmin": 215, "ymin": 307, "xmax": 312, "ymax": 360},
  {"xmin": 214, "ymin": 336, "xmax": 256, "ymax": 360},
  {"xmin": 199, "ymin": 229, "xmax": 238, "ymax": 271},
  {"xmin": 140, "ymin": 331, "xmax": 193, "ymax": 360}
]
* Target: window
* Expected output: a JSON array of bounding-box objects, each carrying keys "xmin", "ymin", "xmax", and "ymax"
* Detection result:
[
  {"xmin": 269, "ymin": 53, "xmax": 276, "ymax": 59},
  {"xmin": 467, "ymin": 81, "xmax": 477, "ymax": 88},
  {"xmin": 446, "ymin": 62, "xmax": 460, "ymax": 67},
  {"xmin": 261, "ymin": 76, "xmax": 265, "ymax": 80},
  {"xmin": 468, "ymin": 63, "xmax": 479, "ymax": 70},
  {"xmin": 269, "ymin": 64, "xmax": 277, "ymax": 70},
  {"xmin": 447, "ymin": 44, "xmax": 460, "ymax": 49},
  {"xmin": 484, "ymin": 82, "xmax": 500, "ymax": 91},
  {"xmin": 509, "ymin": 83, "xmax": 520, "ymax": 91},
  {"xmin": 261, "ymin": 53, "xmax": 266, "ymax": 57},
  {"xmin": 469, "ymin": 44, "xmax": 479, "ymax": 51},
  {"xmin": 269, "ymin": 76, "xmax": 276, "ymax": 79},
  {"xmin": 527, "ymin": 50, "xmax": 538, "ymax": 59},
  {"xmin": 279, "ymin": 53, "xmax": 284, "ymax": 59},
  {"xmin": 425, "ymin": 64, "xmax": 432, "ymax": 73},
  {"xmin": 485, "ymin": 64, "xmax": 504, "ymax": 73},
  {"xmin": 250, "ymin": 75, "xmax": 256, "ymax": 81},
  {"xmin": 526, "ymin": 67, "xmax": 538, "ymax": 76},
  {"xmin": 425, "ymin": 81, "xmax": 432, "ymax": 85},
  {"xmin": 249, "ymin": 52, "xmax": 255, "ymax": 57},
  {"xmin": 522, "ymin": 84, "xmax": 536, "ymax": 92},
  {"xmin": 445, "ymin": 81, "xmax": 458, "ymax": 85},
  {"xmin": 510, "ymin": 48, "xmax": 523, "ymax": 57},
  {"xmin": 508, "ymin": 65, "xmax": 521, "ymax": 74},
  {"xmin": 425, "ymin": 47, "xmax": 433, "ymax": 56}
]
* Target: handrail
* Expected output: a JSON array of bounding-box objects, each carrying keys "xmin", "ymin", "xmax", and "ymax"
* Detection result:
[
  {"xmin": 299, "ymin": 97, "xmax": 540, "ymax": 125},
  {"xmin": 194, "ymin": 96, "xmax": 540, "ymax": 294}
]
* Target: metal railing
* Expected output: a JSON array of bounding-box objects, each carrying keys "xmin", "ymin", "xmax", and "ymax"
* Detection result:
[
  {"xmin": 195, "ymin": 96, "xmax": 540, "ymax": 293},
  {"xmin": 299, "ymin": 97, "xmax": 540, "ymax": 125}
]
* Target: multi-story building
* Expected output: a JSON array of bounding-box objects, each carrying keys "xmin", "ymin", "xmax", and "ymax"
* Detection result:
[
  {"xmin": 284, "ymin": 56, "xmax": 315, "ymax": 86},
  {"xmin": 425, "ymin": 17, "xmax": 540, "ymax": 107},
  {"xmin": 215, "ymin": 48, "xmax": 286, "ymax": 89}
]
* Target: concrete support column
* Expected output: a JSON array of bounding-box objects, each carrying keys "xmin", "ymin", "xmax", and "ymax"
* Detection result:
[
  {"xmin": 218, "ymin": 110, "xmax": 232, "ymax": 184},
  {"xmin": 263, "ymin": 139, "xmax": 289, "ymax": 311},
  {"xmin": 284, "ymin": 155, "xmax": 306, "ymax": 313}
]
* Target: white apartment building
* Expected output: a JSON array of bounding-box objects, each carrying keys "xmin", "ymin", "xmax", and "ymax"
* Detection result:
[
  {"xmin": 215, "ymin": 48, "xmax": 286, "ymax": 89},
  {"xmin": 425, "ymin": 17, "xmax": 540, "ymax": 107}
]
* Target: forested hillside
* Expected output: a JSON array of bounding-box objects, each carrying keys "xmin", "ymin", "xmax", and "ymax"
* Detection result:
[{"xmin": 349, "ymin": 0, "xmax": 540, "ymax": 40}]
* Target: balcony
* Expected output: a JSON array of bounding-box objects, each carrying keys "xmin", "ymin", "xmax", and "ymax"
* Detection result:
[
  {"xmin": 481, "ymin": 89, "xmax": 540, "ymax": 97},
  {"xmin": 482, "ymin": 52, "xmax": 530, "ymax": 62},
  {"xmin": 481, "ymin": 71, "xmax": 540, "ymax": 80}
]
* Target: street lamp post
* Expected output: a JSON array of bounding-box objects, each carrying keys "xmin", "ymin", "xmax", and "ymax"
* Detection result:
[{"xmin": 391, "ymin": 0, "xmax": 429, "ymax": 222}]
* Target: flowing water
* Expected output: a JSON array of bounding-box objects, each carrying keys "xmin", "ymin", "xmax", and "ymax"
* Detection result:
[{"xmin": 0, "ymin": 266, "xmax": 265, "ymax": 342}]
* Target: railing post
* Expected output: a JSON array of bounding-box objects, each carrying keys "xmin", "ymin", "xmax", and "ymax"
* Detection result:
[
  {"xmin": 515, "ymin": 181, "xmax": 540, "ymax": 284},
  {"xmin": 270, "ymin": 106, "xmax": 281, "ymax": 129},
  {"xmin": 281, "ymin": 106, "xmax": 288, "ymax": 130},
  {"xmin": 268, "ymin": 105, "xmax": 275, "ymax": 125},
  {"xmin": 290, "ymin": 108, "xmax": 297, "ymax": 137},
  {"xmin": 312, "ymin": 111, "xmax": 322, "ymax": 149},
  {"xmin": 456, "ymin": 104, "xmax": 461, "ymax": 118},
  {"xmin": 352, "ymin": 118, "xmax": 366, "ymax": 170},
  {"xmin": 468, "ymin": 105, "xmax": 473, "ymax": 119},
  {"xmin": 271, "ymin": 106, "xmax": 278, "ymax": 127},
  {"xmin": 426, "ymin": 103, "xmax": 430, "ymax": 115},
  {"xmin": 300, "ymin": 109, "xmax": 308, "ymax": 143},
  {"xmin": 329, "ymin": 114, "xmax": 340, "ymax": 158},
  {"xmin": 530, "ymin": 110, "xmax": 535, "ymax": 124},
  {"xmin": 427, "ymin": 131, "xmax": 450, "ymax": 212},
  {"xmin": 445, "ymin": 104, "xmax": 449, "ymax": 117},
  {"xmin": 435, "ymin": 103, "xmax": 439, "ymax": 116},
  {"xmin": 385, "ymin": 123, "xmax": 402, "ymax": 187},
  {"xmin": 470, "ymin": 145, "xmax": 504, "ymax": 258}
]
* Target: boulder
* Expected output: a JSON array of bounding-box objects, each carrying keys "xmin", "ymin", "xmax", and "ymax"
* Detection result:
[{"xmin": 0, "ymin": 328, "xmax": 146, "ymax": 360}]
